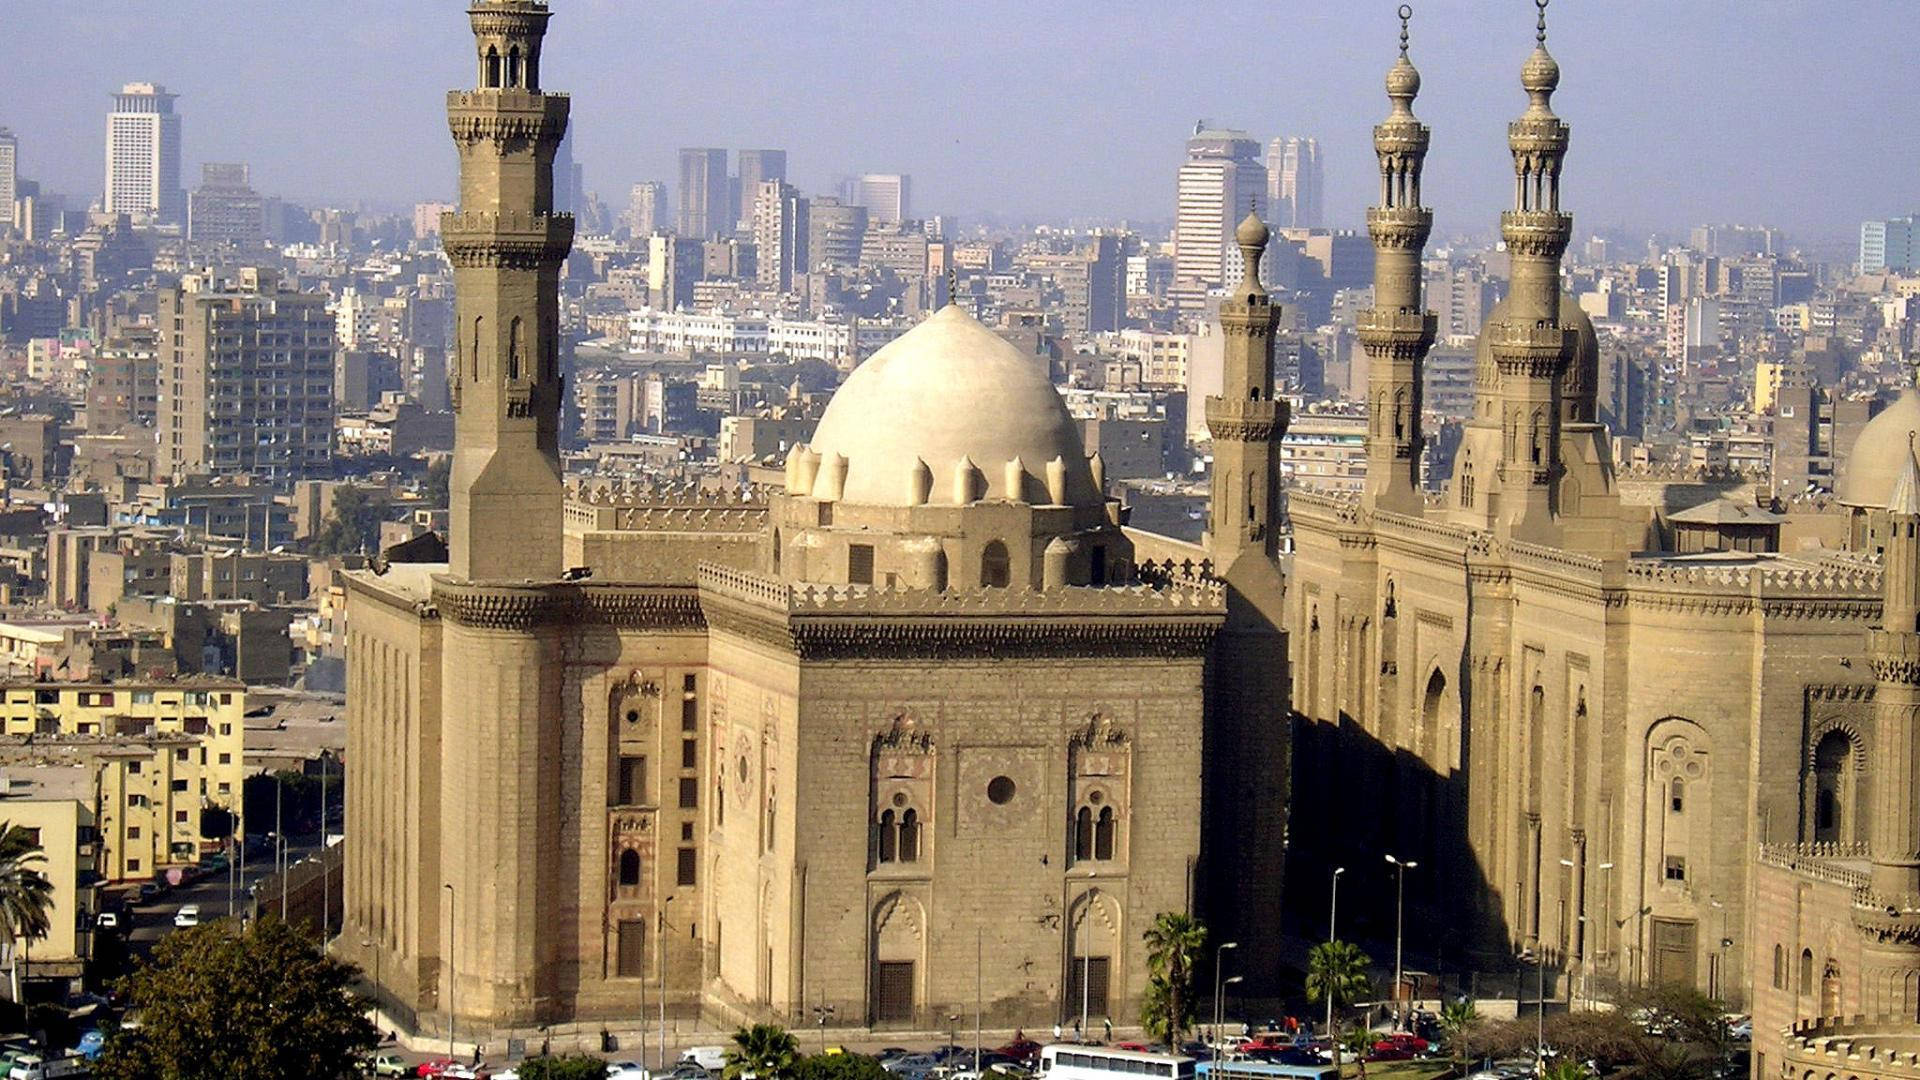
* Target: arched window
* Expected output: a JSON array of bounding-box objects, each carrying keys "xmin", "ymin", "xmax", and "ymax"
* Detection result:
[
  {"xmin": 772, "ymin": 529, "xmax": 782, "ymax": 573},
  {"xmin": 484, "ymin": 47, "xmax": 501, "ymax": 89},
  {"xmin": 876, "ymin": 809, "xmax": 897, "ymax": 863},
  {"xmin": 1461, "ymin": 454, "xmax": 1475, "ymax": 508},
  {"xmin": 506, "ymin": 46, "xmax": 522, "ymax": 88},
  {"xmin": 1799, "ymin": 949, "xmax": 1814, "ymax": 995},
  {"xmin": 1094, "ymin": 807, "xmax": 1115, "ymax": 861},
  {"xmin": 1393, "ymin": 388, "xmax": 1407, "ymax": 439},
  {"xmin": 472, "ymin": 316, "xmax": 484, "ymax": 380},
  {"xmin": 1813, "ymin": 730, "xmax": 1851, "ymax": 843},
  {"xmin": 932, "ymin": 550, "xmax": 949, "ymax": 593},
  {"xmin": 898, "ymin": 809, "xmax": 919, "ymax": 863},
  {"xmin": 1670, "ymin": 776, "xmax": 1686, "ymax": 814},
  {"xmin": 980, "ymin": 541, "xmax": 1010, "ymax": 588},
  {"xmin": 508, "ymin": 317, "xmax": 523, "ymax": 381},
  {"xmin": 1773, "ymin": 944, "xmax": 1784, "ymax": 990},
  {"xmin": 618, "ymin": 848, "xmax": 641, "ymax": 887},
  {"xmin": 1074, "ymin": 806, "xmax": 1093, "ymax": 861},
  {"xmin": 1821, "ymin": 961, "xmax": 1842, "ymax": 1017}
]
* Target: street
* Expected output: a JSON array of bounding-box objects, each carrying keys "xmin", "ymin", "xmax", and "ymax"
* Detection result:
[{"xmin": 123, "ymin": 836, "xmax": 327, "ymax": 954}]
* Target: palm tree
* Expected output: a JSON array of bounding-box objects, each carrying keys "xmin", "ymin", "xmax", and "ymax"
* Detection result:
[
  {"xmin": 0, "ymin": 823, "xmax": 52, "ymax": 1003},
  {"xmin": 724, "ymin": 1023, "xmax": 800, "ymax": 1080},
  {"xmin": 1440, "ymin": 999, "xmax": 1481, "ymax": 1076},
  {"xmin": 1305, "ymin": 940, "xmax": 1372, "ymax": 1077},
  {"xmin": 1141, "ymin": 912, "xmax": 1208, "ymax": 1046},
  {"xmin": 1540, "ymin": 1059, "xmax": 1591, "ymax": 1080}
]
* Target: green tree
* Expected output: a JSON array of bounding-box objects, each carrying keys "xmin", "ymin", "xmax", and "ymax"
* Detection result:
[
  {"xmin": 94, "ymin": 917, "xmax": 377, "ymax": 1080},
  {"xmin": 1540, "ymin": 1059, "xmax": 1591, "ymax": 1080},
  {"xmin": 1140, "ymin": 911, "xmax": 1207, "ymax": 1046},
  {"xmin": 796, "ymin": 1053, "xmax": 891, "ymax": 1080},
  {"xmin": 1305, "ymin": 940, "xmax": 1372, "ymax": 1077},
  {"xmin": 1440, "ymin": 999, "xmax": 1481, "ymax": 1075},
  {"xmin": 310, "ymin": 486, "xmax": 385, "ymax": 556},
  {"xmin": 725, "ymin": 1023, "xmax": 802, "ymax": 1080},
  {"xmin": 423, "ymin": 456, "xmax": 451, "ymax": 506},
  {"xmin": 0, "ymin": 822, "xmax": 54, "ymax": 1001},
  {"xmin": 517, "ymin": 1055, "xmax": 611, "ymax": 1080}
]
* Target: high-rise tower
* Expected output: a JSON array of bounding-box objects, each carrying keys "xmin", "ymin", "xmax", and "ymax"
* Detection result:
[
  {"xmin": 1485, "ymin": 0, "xmax": 1573, "ymax": 542},
  {"xmin": 104, "ymin": 83, "xmax": 184, "ymax": 226},
  {"xmin": 443, "ymin": 0, "xmax": 574, "ymax": 582},
  {"xmin": 1358, "ymin": 7, "xmax": 1436, "ymax": 515}
]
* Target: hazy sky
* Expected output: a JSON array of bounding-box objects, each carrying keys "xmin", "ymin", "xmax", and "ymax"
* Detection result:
[{"xmin": 3, "ymin": 1, "xmax": 1915, "ymax": 242}]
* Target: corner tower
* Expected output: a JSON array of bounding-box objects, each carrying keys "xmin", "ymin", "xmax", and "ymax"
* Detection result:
[
  {"xmin": 1486, "ymin": 0, "xmax": 1573, "ymax": 543},
  {"xmin": 444, "ymin": 1, "xmax": 574, "ymax": 581},
  {"xmin": 1359, "ymin": 6, "xmax": 1437, "ymax": 515}
]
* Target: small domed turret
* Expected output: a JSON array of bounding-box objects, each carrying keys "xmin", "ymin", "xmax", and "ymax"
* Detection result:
[
  {"xmin": 1386, "ymin": 56, "xmax": 1421, "ymax": 101},
  {"xmin": 1521, "ymin": 46, "xmax": 1560, "ymax": 97},
  {"xmin": 1235, "ymin": 209, "xmax": 1269, "ymax": 249}
]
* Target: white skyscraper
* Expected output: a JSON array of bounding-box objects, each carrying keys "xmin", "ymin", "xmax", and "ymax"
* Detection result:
[
  {"xmin": 1173, "ymin": 126, "xmax": 1267, "ymax": 302},
  {"xmin": 104, "ymin": 83, "xmax": 184, "ymax": 226},
  {"xmin": 1266, "ymin": 135, "xmax": 1323, "ymax": 228},
  {"xmin": 851, "ymin": 173, "xmax": 911, "ymax": 226},
  {"xmin": 0, "ymin": 129, "xmax": 16, "ymax": 229}
]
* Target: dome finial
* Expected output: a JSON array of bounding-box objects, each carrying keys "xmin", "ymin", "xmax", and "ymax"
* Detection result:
[
  {"xmin": 1399, "ymin": 4, "xmax": 1412, "ymax": 57},
  {"xmin": 1536, "ymin": 0, "xmax": 1549, "ymax": 44}
]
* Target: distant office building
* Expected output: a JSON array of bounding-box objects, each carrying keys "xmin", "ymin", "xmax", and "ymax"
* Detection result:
[
  {"xmin": 646, "ymin": 234, "xmax": 703, "ymax": 312},
  {"xmin": 1861, "ymin": 215, "xmax": 1920, "ymax": 274},
  {"xmin": 850, "ymin": 173, "xmax": 911, "ymax": 226},
  {"xmin": 553, "ymin": 128, "xmax": 583, "ymax": 216},
  {"xmin": 752, "ymin": 180, "xmax": 808, "ymax": 292},
  {"xmin": 104, "ymin": 82, "xmax": 184, "ymax": 226},
  {"xmin": 626, "ymin": 181, "xmax": 666, "ymax": 237},
  {"xmin": 734, "ymin": 149, "xmax": 787, "ymax": 230},
  {"xmin": 807, "ymin": 197, "xmax": 869, "ymax": 271},
  {"xmin": 1266, "ymin": 136, "xmax": 1323, "ymax": 228},
  {"xmin": 186, "ymin": 163, "xmax": 263, "ymax": 247},
  {"xmin": 0, "ymin": 128, "xmax": 16, "ymax": 229},
  {"xmin": 677, "ymin": 148, "xmax": 729, "ymax": 238},
  {"xmin": 1689, "ymin": 223, "xmax": 1780, "ymax": 258},
  {"xmin": 1173, "ymin": 126, "xmax": 1267, "ymax": 299},
  {"xmin": 412, "ymin": 201, "xmax": 455, "ymax": 242},
  {"xmin": 158, "ymin": 268, "xmax": 334, "ymax": 480}
]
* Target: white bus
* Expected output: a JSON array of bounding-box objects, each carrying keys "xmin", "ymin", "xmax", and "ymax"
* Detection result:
[{"xmin": 1040, "ymin": 1045, "xmax": 1197, "ymax": 1080}]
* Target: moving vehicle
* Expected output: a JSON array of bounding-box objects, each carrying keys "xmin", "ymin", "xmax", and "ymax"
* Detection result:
[
  {"xmin": 1040, "ymin": 1044, "xmax": 1197, "ymax": 1080},
  {"xmin": 6, "ymin": 1054, "xmax": 90, "ymax": 1080},
  {"xmin": 607, "ymin": 1063, "xmax": 650, "ymax": 1080},
  {"xmin": 369, "ymin": 1054, "xmax": 410, "ymax": 1077},
  {"xmin": 681, "ymin": 1048, "xmax": 728, "ymax": 1072},
  {"xmin": 172, "ymin": 904, "xmax": 200, "ymax": 928},
  {"xmin": 1199, "ymin": 1060, "xmax": 1339, "ymax": 1080},
  {"xmin": 415, "ymin": 1060, "xmax": 456, "ymax": 1078}
]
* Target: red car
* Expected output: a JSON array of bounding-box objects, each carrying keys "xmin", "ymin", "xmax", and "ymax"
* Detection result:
[
  {"xmin": 1369, "ymin": 1034, "xmax": 1430, "ymax": 1060},
  {"xmin": 1238, "ymin": 1036, "xmax": 1295, "ymax": 1054},
  {"xmin": 416, "ymin": 1060, "xmax": 455, "ymax": 1078}
]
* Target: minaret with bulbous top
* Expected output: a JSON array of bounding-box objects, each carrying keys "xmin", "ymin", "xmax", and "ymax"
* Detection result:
[
  {"xmin": 1486, "ymin": 0, "xmax": 1574, "ymax": 543},
  {"xmin": 1206, "ymin": 211, "xmax": 1288, "ymax": 560},
  {"xmin": 1359, "ymin": 6, "xmax": 1438, "ymax": 514},
  {"xmin": 444, "ymin": 0, "xmax": 575, "ymax": 581}
]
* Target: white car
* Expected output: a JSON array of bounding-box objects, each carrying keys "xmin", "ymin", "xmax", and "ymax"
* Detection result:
[
  {"xmin": 172, "ymin": 904, "xmax": 200, "ymax": 928},
  {"xmin": 608, "ymin": 1064, "xmax": 651, "ymax": 1080},
  {"xmin": 682, "ymin": 1048, "xmax": 729, "ymax": 1072}
]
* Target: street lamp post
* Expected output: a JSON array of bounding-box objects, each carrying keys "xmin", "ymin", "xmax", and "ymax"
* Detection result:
[
  {"xmin": 1325, "ymin": 867, "xmax": 1345, "ymax": 1039},
  {"xmin": 1212, "ymin": 941, "xmax": 1239, "ymax": 1059},
  {"xmin": 361, "ymin": 936, "xmax": 382, "ymax": 1029},
  {"xmin": 444, "ymin": 883, "xmax": 456, "ymax": 1063},
  {"xmin": 659, "ymin": 895, "xmax": 675, "ymax": 1071},
  {"xmin": 812, "ymin": 1004, "xmax": 835, "ymax": 1055},
  {"xmin": 1220, "ymin": 976, "xmax": 1242, "ymax": 1049},
  {"xmin": 1385, "ymin": 855, "xmax": 1417, "ymax": 1030}
]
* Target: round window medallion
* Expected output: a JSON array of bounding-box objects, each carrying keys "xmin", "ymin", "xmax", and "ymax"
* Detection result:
[
  {"xmin": 1088, "ymin": 790, "xmax": 1104, "ymax": 805},
  {"xmin": 891, "ymin": 792, "xmax": 908, "ymax": 807},
  {"xmin": 625, "ymin": 709, "xmax": 640, "ymax": 724},
  {"xmin": 737, "ymin": 756, "xmax": 749, "ymax": 783},
  {"xmin": 987, "ymin": 776, "xmax": 1016, "ymax": 804}
]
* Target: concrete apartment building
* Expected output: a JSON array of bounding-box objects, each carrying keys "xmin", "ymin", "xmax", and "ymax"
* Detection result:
[
  {"xmin": 0, "ymin": 770, "xmax": 99, "ymax": 980},
  {"xmin": 158, "ymin": 267, "xmax": 336, "ymax": 480}
]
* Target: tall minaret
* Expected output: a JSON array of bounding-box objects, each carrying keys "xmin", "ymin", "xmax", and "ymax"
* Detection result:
[
  {"xmin": 1201, "ymin": 208, "xmax": 1291, "ymax": 996},
  {"xmin": 1358, "ymin": 6, "xmax": 1437, "ymax": 515},
  {"xmin": 1862, "ymin": 438, "xmax": 1920, "ymax": 1017},
  {"xmin": 443, "ymin": 1, "xmax": 574, "ymax": 581},
  {"xmin": 1205, "ymin": 210, "xmax": 1287, "ymax": 560},
  {"xmin": 1486, "ymin": 0, "xmax": 1573, "ymax": 543}
]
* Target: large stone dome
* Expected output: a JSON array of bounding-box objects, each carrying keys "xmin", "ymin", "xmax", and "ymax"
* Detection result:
[
  {"xmin": 804, "ymin": 304, "xmax": 1102, "ymax": 509},
  {"xmin": 1473, "ymin": 291, "xmax": 1599, "ymax": 414},
  {"xmin": 1837, "ymin": 387, "xmax": 1920, "ymax": 508}
]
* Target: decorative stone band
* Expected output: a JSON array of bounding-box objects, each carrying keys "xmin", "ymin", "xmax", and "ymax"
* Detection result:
[
  {"xmin": 1219, "ymin": 303, "xmax": 1280, "ymax": 337},
  {"xmin": 1852, "ymin": 902, "xmax": 1920, "ymax": 947},
  {"xmin": 431, "ymin": 577, "xmax": 705, "ymax": 632},
  {"xmin": 1500, "ymin": 209, "xmax": 1573, "ymax": 258},
  {"xmin": 1506, "ymin": 116, "xmax": 1569, "ymax": 155},
  {"xmin": 1365, "ymin": 206, "xmax": 1434, "ymax": 251},
  {"xmin": 446, "ymin": 91, "xmax": 570, "ymax": 147},
  {"xmin": 1485, "ymin": 319, "xmax": 1571, "ymax": 377},
  {"xmin": 1204, "ymin": 395, "xmax": 1287, "ymax": 443},
  {"xmin": 1869, "ymin": 628, "xmax": 1920, "ymax": 685},
  {"xmin": 1371, "ymin": 122, "xmax": 1429, "ymax": 155},
  {"xmin": 1355, "ymin": 308, "xmax": 1438, "ymax": 354},
  {"xmin": 441, "ymin": 211, "xmax": 574, "ymax": 270},
  {"xmin": 468, "ymin": 7, "xmax": 552, "ymax": 37}
]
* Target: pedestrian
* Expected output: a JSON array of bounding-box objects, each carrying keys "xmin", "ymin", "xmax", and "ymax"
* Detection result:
[
  {"xmin": 1073, "ymin": 1018, "xmax": 1083, "ymax": 1043},
  {"xmin": 1103, "ymin": 1018, "xmax": 1112, "ymax": 1044},
  {"xmin": 1053, "ymin": 1023, "xmax": 1062, "ymax": 1043}
]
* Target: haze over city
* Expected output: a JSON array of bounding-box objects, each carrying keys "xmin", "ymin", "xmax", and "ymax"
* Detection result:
[{"xmin": 4, "ymin": 0, "xmax": 1917, "ymax": 239}]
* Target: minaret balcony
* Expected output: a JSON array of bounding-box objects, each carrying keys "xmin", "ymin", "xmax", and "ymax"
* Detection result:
[
  {"xmin": 1365, "ymin": 206, "xmax": 1433, "ymax": 249},
  {"xmin": 1499, "ymin": 210, "xmax": 1572, "ymax": 256},
  {"xmin": 440, "ymin": 210, "xmax": 575, "ymax": 270},
  {"xmin": 1355, "ymin": 309, "xmax": 1436, "ymax": 353},
  {"xmin": 1867, "ymin": 628, "xmax": 1920, "ymax": 685},
  {"xmin": 1205, "ymin": 396, "xmax": 1288, "ymax": 443},
  {"xmin": 447, "ymin": 90, "xmax": 570, "ymax": 146}
]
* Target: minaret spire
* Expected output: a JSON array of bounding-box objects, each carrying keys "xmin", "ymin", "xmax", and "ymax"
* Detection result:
[
  {"xmin": 1204, "ymin": 203, "xmax": 1287, "ymax": 561},
  {"xmin": 1358, "ymin": 3, "xmax": 1437, "ymax": 514},
  {"xmin": 1485, "ymin": 0, "xmax": 1574, "ymax": 542},
  {"xmin": 443, "ymin": 0, "xmax": 575, "ymax": 580},
  {"xmin": 1862, "ymin": 434, "xmax": 1920, "ymax": 1014}
]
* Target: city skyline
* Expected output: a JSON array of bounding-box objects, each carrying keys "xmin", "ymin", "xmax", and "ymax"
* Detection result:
[{"xmin": 0, "ymin": 0, "xmax": 1914, "ymax": 241}]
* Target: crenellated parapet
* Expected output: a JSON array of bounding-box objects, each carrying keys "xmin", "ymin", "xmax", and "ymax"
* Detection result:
[
  {"xmin": 439, "ymin": 209, "xmax": 574, "ymax": 271},
  {"xmin": 430, "ymin": 576, "xmax": 705, "ymax": 632},
  {"xmin": 1779, "ymin": 1017, "xmax": 1920, "ymax": 1079},
  {"xmin": 1204, "ymin": 395, "xmax": 1287, "ymax": 444},
  {"xmin": 446, "ymin": 91, "xmax": 570, "ymax": 148}
]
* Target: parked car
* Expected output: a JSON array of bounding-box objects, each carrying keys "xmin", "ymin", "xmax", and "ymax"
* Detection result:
[
  {"xmin": 369, "ymin": 1053, "xmax": 410, "ymax": 1077},
  {"xmin": 416, "ymin": 1059, "xmax": 456, "ymax": 1078},
  {"xmin": 883, "ymin": 1055, "xmax": 939, "ymax": 1075},
  {"xmin": 665, "ymin": 1064, "xmax": 708, "ymax": 1080},
  {"xmin": 607, "ymin": 1063, "xmax": 650, "ymax": 1080},
  {"xmin": 1726, "ymin": 1015, "xmax": 1752, "ymax": 1041},
  {"xmin": 681, "ymin": 1047, "xmax": 728, "ymax": 1072},
  {"xmin": 7, "ymin": 1054, "xmax": 90, "ymax": 1080},
  {"xmin": 172, "ymin": 904, "xmax": 200, "ymax": 928}
]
